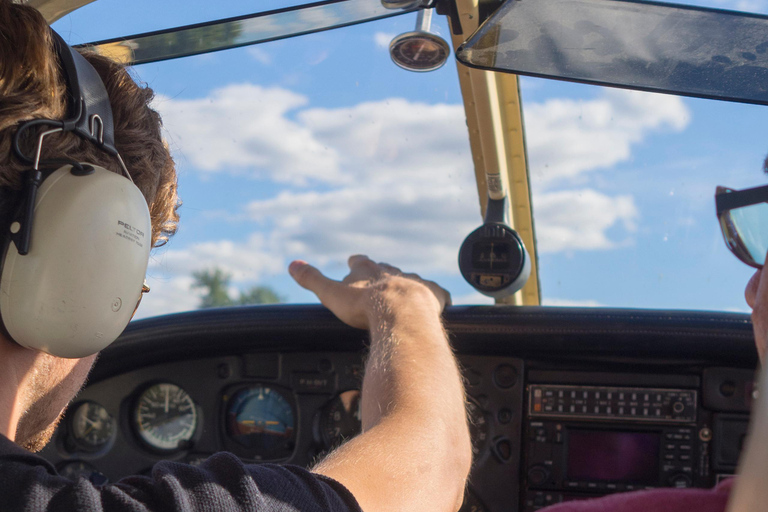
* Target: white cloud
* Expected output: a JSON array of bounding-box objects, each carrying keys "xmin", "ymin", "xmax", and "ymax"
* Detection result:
[
  {"xmin": 702, "ymin": 0, "xmax": 767, "ymax": 12},
  {"xmin": 297, "ymin": 99, "xmax": 470, "ymax": 185},
  {"xmin": 452, "ymin": 291, "xmax": 495, "ymax": 305},
  {"xmin": 145, "ymin": 87, "xmax": 684, "ymax": 316},
  {"xmin": 526, "ymin": 89, "xmax": 690, "ymax": 185},
  {"xmin": 246, "ymin": 185, "xmax": 477, "ymax": 273},
  {"xmin": 735, "ymin": 0, "xmax": 766, "ymax": 11},
  {"xmin": 147, "ymin": 234, "xmax": 284, "ymax": 283},
  {"xmin": 135, "ymin": 274, "xmax": 202, "ymax": 319},
  {"xmin": 374, "ymin": 32, "xmax": 395, "ymax": 49},
  {"xmin": 533, "ymin": 189, "xmax": 638, "ymax": 253},
  {"xmin": 153, "ymin": 84, "xmax": 343, "ymax": 185},
  {"xmin": 137, "ymin": 236, "xmax": 286, "ymax": 317},
  {"xmin": 247, "ymin": 47, "xmax": 272, "ymax": 65}
]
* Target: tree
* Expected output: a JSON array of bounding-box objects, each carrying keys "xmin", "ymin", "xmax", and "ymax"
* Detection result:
[
  {"xmin": 192, "ymin": 268, "xmax": 233, "ymax": 308},
  {"xmin": 192, "ymin": 267, "xmax": 284, "ymax": 309},
  {"xmin": 237, "ymin": 286, "xmax": 283, "ymax": 306}
]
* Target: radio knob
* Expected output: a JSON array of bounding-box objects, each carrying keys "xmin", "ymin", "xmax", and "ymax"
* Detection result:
[
  {"xmin": 672, "ymin": 402, "xmax": 685, "ymax": 413},
  {"xmin": 668, "ymin": 474, "xmax": 692, "ymax": 488},
  {"xmin": 527, "ymin": 466, "xmax": 550, "ymax": 486}
]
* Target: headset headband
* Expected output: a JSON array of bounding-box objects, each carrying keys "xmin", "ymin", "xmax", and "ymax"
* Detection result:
[
  {"xmin": 13, "ymin": 30, "xmax": 119, "ymax": 164},
  {"xmin": 49, "ymin": 30, "xmax": 118, "ymax": 156}
]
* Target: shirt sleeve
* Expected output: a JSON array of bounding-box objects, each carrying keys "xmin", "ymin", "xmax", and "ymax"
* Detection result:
[{"xmin": 0, "ymin": 448, "xmax": 363, "ymax": 512}]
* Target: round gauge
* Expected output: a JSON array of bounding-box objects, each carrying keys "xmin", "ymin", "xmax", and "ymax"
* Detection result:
[
  {"xmin": 467, "ymin": 397, "xmax": 489, "ymax": 457},
  {"xmin": 318, "ymin": 390, "xmax": 362, "ymax": 449},
  {"xmin": 226, "ymin": 385, "xmax": 295, "ymax": 456},
  {"xmin": 57, "ymin": 460, "xmax": 108, "ymax": 485},
  {"xmin": 389, "ymin": 31, "xmax": 451, "ymax": 72},
  {"xmin": 69, "ymin": 401, "xmax": 116, "ymax": 452},
  {"xmin": 458, "ymin": 223, "xmax": 530, "ymax": 298},
  {"xmin": 134, "ymin": 383, "xmax": 197, "ymax": 452}
]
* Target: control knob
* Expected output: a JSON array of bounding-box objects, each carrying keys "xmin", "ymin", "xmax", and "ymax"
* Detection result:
[{"xmin": 527, "ymin": 465, "xmax": 550, "ymax": 486}]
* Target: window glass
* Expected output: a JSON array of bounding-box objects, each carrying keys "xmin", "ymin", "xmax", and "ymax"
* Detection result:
[{"xmin": 52, "ymin": 0, "xmax": 764, "ymax": 316}]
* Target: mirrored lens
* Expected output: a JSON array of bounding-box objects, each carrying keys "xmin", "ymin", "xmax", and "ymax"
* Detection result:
[{"xmin": 722, "ymin": 204, "xmax": 768, "ymax": 267}]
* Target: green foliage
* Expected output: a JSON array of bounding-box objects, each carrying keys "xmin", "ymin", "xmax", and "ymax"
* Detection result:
[
  {"xmin": 237, "ymin": 286, "xmax": 283, "ymax": 306},
  {"xmin": 192, "ymin": 267, "xmax": 284, "ymax": 309}
]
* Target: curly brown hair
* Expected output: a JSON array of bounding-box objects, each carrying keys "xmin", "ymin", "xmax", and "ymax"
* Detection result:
[{"xmin": 0, "ymin": 0, "xmax": 179, "ymax": 247}]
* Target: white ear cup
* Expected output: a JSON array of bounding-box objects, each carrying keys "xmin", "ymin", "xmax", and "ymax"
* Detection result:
[{"xmin": 0, "ymin": 165, "xmax": 151, "ymax": 358}]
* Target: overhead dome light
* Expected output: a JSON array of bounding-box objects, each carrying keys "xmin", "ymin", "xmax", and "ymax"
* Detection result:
[{"xmin": 389, "ymin": 9, "xmax": 450, "ymax": 72}]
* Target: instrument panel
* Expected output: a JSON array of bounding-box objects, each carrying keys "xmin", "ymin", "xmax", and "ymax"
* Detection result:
[
  {"xmin": 38, "ymin": 305, "xmax": 760, "ymax": 511},
  {"xmin": 42, "ymin": 351, "xmax": 523, "ymax": 512}
]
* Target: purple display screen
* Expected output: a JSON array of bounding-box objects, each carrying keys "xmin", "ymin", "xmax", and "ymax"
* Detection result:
[{"xmin": 567, "ymin": 430, "xmax": 660, "ymax": 483}]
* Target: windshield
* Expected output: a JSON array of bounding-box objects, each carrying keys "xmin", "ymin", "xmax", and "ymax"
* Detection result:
[{"xmin": 52, "ymin": 0, "xmax": 764, "ymax": 317}]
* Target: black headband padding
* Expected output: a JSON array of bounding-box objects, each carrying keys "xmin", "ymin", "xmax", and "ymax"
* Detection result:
[{"xmin": 49, "ymin": 30, "xmax": 118, "ymax": 157}]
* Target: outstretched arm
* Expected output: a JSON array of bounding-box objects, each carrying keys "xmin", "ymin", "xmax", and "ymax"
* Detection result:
[{"xmin": 289, "ymin": 255, "xmax": 472, "ymax": 512}]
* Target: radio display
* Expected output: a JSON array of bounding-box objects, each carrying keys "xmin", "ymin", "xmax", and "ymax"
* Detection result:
[{"xmin": 567, "ymin": 430, "xmax": 660, "ymax": 483}]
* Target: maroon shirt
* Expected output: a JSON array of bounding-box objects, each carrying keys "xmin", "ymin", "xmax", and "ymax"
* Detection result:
[{"xmin": 541, "ymin": 479, "xmax": 734, "ymax": 512}]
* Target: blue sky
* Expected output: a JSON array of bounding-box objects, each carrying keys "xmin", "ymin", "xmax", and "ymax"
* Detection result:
[{"xmin": 52, "ymin": 0, "xmax": 768, "ymax": 317}]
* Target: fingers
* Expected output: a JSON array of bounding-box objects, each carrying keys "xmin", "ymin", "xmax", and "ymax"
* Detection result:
[
  {"xmin": 292, "ymin": 256, "xmax": 451, "ymax": 327},
  {"xmin": 421, "ymin": 279, "xmax": 452, "ymax": 309},
  {"xmin": 289, "ymin": 260, "xmax": 368, "ymax": 329},
  {"xmin": 347, "ymin": 256, "xmax": 451, "ymax": 310}
]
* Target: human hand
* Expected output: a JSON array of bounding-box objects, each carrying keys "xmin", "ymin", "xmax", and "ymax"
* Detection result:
[
  {"xmin": 288, "ymin": 255, "xmax": 450, "ymax": 330},
  {"xmin": 745, "ymin": 267, "xmax": 768, "ymax": 364}
]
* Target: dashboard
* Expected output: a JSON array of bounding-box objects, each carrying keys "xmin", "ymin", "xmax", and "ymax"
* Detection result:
[{"xmin": 39, "ymin": 305, "xmax": 758, "ymax": 511}]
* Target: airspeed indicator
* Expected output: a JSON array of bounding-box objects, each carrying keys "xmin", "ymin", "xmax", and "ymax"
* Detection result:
[{"xmin": 134, "ymin": 383, "xmax": 197, "ymax": 452}]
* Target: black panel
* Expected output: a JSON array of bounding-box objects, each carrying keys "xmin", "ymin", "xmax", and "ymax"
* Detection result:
[
  {"xmin": 712, "ymin": 414, "xmax": 750, "ymax": 470},
  {"xmin": 703, "ymin": 368, "xmax": 757, "ymax": 412},
  {"xmin": 528, "ymin": 371, "xmax": 700, "ymax": 388},
  {"xmin": 37, "ymin": 305, "xmax": 759, "ymax": 512}
]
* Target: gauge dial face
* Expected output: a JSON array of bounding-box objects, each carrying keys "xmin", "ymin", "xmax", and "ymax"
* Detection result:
[
  {"xmin": 226, "ymin": 385, "xmax": 295, "ymax": 456},
  {"xmin": 390, "ymin": 32, "xmax": 450, "ymax": 71},
  {"xmin": 319, "ymin": 390, "xmax": 362, "ymax": 449},
  {"xmin": 472, "ymin": 242, "xmax": 513, "ymax": 270},
  {"xmin": 467, "ymin": 397, "xmax": 489, "ymax": 457},
  {"xmin": 70, "ymin": 401, "xmax": 116, "ymax": 452},
  {"xmin": 134, "ymin": 383, "xmax": 197, "ymax": 451}
]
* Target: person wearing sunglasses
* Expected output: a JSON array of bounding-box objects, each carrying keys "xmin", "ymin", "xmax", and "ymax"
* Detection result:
[
  {"xmin": 718, "ymin": 182, "xmax": 768, "ymax": 363},
  {"xmin": 530, "ymin": 169, "xmax": 768, "ymax": 512}
]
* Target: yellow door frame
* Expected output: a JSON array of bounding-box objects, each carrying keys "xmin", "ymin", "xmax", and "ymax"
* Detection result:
[{"xmin": 447, "ymin": 0, "xmax": 540, "ymax": 305}]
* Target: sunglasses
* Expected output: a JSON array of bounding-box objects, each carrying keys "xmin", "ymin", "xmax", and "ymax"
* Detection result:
[
  {"xmin": 715, "ymin": 184, "xmax": 768, "ymax": 269},
  {"xmin": 132, "ymin": 280, "xmax": 150, "ymax": 320}
]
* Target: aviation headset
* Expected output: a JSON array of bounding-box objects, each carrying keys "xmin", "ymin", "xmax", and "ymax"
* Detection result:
[{"xmin": 0, "ymin": 29, "xmax": 152, "ymax": 358}]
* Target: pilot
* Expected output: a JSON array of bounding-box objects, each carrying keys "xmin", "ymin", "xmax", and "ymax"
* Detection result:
[{"xmin": 0, "ymin": 2, "xmax": 471, "ymax": 511}]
